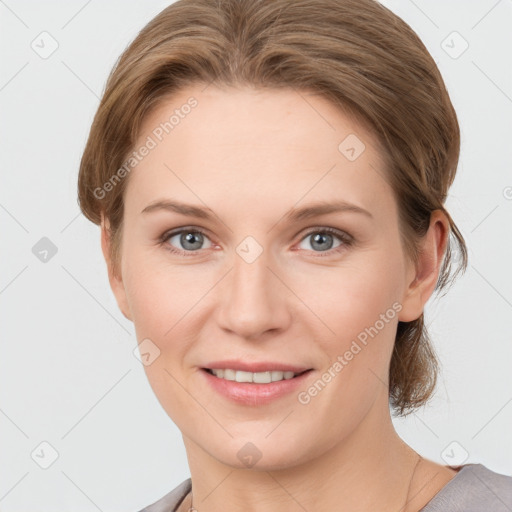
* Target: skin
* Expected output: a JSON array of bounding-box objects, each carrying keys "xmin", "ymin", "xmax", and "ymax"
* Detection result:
[{"xmin": 101, "ymin": 83, "xmax": 457, "ymax": 511}]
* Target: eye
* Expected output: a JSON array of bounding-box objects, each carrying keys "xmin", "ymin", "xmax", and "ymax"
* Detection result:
[
  {"xmin": 297, "ymin": 227, "xmax": 352, "ymax": 255},
  {"xmin": 161, "ymin": 228, "xmax": 213, "ymax": 254},
  {"xmin": 159, "ymin": 226, "xmax": 353, "ymax": 257}
]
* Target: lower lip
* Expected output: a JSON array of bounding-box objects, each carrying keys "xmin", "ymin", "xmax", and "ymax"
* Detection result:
[{"xmin": 201, "ymin": 368, "xmax": 314, "ymax": 405}]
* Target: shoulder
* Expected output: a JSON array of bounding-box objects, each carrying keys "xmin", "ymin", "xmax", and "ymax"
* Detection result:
[
  {"xmin": 134, "ymin": 465, "xmax": 512, "ymax": 512},
  {"xmin": 421, "ymin": 463, "xmax": 512, "ymax": 511},
  {"xmin": 137, "ymin": 478, "xmax": 192, "ymax": 512}
]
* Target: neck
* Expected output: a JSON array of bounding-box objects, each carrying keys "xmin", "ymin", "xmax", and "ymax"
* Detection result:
[{"xmin": 182, "ymin": 396, "xmax": 421, "ymax": 512}]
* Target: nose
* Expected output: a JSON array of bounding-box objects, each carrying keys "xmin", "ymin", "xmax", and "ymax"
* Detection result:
[{"xmin": 215, "ymin": 248, "xmax": 292, "ymax": 340}]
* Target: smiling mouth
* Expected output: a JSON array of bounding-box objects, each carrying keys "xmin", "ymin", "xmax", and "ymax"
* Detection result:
[{"xmin": 202, "ymin": 368, "xmax": 312, "ymax": 383}]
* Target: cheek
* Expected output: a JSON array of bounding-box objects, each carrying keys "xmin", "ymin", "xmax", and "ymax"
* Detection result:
[
  {"xmin": 306, "ymin": 252, "xmax": 403, "ymax": 336},
  {"xmin": 122, "ymin": 259, "xmax": 203, "ymax": 419},
  {"xmin": 123, "ymin": 252, "xmax": 204, "ymax": 338},
  {"xmin": 304, "ymin": 248, "xmax": 404, "ymax": 385}
]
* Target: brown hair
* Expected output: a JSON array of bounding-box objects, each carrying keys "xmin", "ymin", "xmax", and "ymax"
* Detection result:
[{"xmin": 77, "ymin": 0, "xmax": 468, "ymax": 416}]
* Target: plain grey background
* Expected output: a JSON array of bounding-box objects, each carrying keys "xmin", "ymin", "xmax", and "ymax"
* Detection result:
[{"xmin": 1, "ymin": 0, "xmax": 511, "ymax": 511}]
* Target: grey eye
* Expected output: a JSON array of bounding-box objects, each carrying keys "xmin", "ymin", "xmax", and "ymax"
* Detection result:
[
  {"xmin": 168, "ymin": 231, "xmax": 212, "ymax": 251},
  {"xmin": 298, "ymin": 232, "xmax": 343, "ymax": 252}
]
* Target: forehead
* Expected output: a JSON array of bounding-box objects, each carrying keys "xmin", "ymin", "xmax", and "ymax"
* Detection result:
[{"xmin": 125, "ymin": 84, "xmax": 395, "ymax": 222}]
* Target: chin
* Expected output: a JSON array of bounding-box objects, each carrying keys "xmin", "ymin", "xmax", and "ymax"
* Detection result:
[{"xmin": 199, "ymin": 435, "xmax": 314, "ymax": 472}]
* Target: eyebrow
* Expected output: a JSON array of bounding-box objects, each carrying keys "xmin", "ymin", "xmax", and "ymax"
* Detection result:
[{"xmin": 141, "ymin": 199, "xmax": 373, "ymax": 221}]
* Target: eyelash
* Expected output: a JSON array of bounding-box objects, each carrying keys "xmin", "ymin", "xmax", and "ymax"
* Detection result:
[{"xmin": 158, "ymin": 226, "xmax": 354, "ymax": 258}]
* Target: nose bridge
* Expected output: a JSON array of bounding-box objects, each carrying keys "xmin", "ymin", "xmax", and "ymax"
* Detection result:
[
  {"xmin": 233, "ymin": 245, "xmax": 271, "ymax": 298},
  {"xmin": 217, "ymin": 239, "xmax": 290, "ymax": 338}
]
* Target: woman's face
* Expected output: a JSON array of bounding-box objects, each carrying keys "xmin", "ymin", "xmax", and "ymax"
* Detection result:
[{"xmin": 106, "ymin": 83, "xmax": 427, "ymax": 469}]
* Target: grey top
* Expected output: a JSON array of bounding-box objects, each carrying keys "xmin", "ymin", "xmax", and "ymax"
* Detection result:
[{"xmin": 138, "ymin": 463, "xmax": 512, "ymax": 511}]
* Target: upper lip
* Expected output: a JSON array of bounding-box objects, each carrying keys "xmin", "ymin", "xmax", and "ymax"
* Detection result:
[{"xmin": 203, "ymin": 360, "xmax": 312, "ymax": 373}]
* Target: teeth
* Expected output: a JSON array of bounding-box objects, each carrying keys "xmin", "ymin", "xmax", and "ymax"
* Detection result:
[{"xmin": 210, "ymin": 369, "xmax": 298, "ymax": 383}]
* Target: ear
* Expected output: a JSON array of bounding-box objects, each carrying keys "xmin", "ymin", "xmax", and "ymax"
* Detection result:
[
  {"xmin": 398, "ymin": 210, "xmax": 450, "ymax": 322},
  {"xmin": 100, "ymin": 215, "xmax": 133, "ymax": 322}
]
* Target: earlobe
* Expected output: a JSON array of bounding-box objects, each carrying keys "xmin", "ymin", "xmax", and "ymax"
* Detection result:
[
  {"xmin": 398, "ymin": 210, "xmax": 449, "ymax": 322},
  {"xmin": 100, "ymin": 215, "xmax": 133, "ymax": 322}
]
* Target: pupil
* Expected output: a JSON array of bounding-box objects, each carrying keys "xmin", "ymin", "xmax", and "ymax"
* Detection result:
[
  {"xmin": 182, "ymin": 232, "xmax": 202, "ymax": 250},
  {"xmin": 312, "ymin": 233, "xmax": 333, "ymax": 251}
]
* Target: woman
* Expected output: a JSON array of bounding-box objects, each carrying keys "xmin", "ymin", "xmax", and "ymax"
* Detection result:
[{"xmin": 77, "ymin": 0, "xmax": 512, "ymax": 510}]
